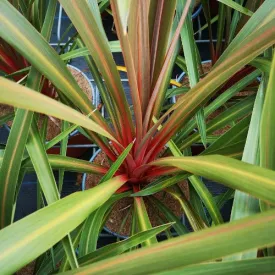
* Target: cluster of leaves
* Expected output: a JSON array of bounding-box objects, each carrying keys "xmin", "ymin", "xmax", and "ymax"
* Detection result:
[{"xmin": 0, "ymin": 0, "xmax": 275, "ymax": 274}]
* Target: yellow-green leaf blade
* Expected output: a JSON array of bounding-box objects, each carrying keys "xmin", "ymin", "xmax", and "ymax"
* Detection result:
[
  {"xmin": 62, "ymin": 208, "xmax": 275, "ymax": 275},
  {"xmin": 152, "ymin": 155, "xmax": 275, "ymax": 205},
  {"xmin": 0, "ymin": 176, "xmax": 127, "ymax": 275},
  {"xmin": 0, "ymin": 78, "xmax": 115, "ymax": 141}
]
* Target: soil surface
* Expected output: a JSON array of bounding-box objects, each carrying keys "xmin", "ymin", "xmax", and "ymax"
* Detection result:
[
  {"xmin": 68, "ymin": 66, "xmax": 93, "ymax": 102},
  {"xmin": 16, "ymin": 262, "xmax": 35, "ymax": 275},
  {"xmin": 84, "ymin": 150, "xmax": 188, "ymax": 236},
  {"xmin": 0, "ymin": 104, "xmax": 14, "ymax": 122}
]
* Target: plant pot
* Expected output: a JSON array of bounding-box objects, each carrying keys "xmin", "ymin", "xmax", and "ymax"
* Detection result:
[{"xmin": 82, "ymin": 149, "xmax": 188, "ymax": 239}]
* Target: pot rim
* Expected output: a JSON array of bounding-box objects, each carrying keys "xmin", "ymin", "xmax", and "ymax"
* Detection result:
[{"xmin": 192, "ymin": 4, "xmax": 202, "ymax": 20}]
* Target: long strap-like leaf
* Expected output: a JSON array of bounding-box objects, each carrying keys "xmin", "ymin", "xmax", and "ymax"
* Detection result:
[
  {"xmin": 158, "ymin": 257, "xmax": 275, "ymax": 275},
  {"xmin": 0, "ymin": 69, "xmax": 39, "ymax": 228},
  {"xmin": 152, "ymin": 155, "xmax": 275, "ymax": 205},
  {"xmin": 59, "ymin": 0, "xmax": 134, "ymax": 143},
  {"xmin": 62, "ymin": 208, "xmax": 275, "ymax": 275},
  {"xmin": 148, "ymin": 22, "xmax": 275, "ymax": 161},
  {"xmin": 0, "ymin": 176, "xmax": 127, "ymax": 275},
  {"xmin": 226, "ymin": 81, "xmax": 264, "ymax": 261},
  {"xmin": 79, "ymin": 223, "xmax": 173, "ymax": 266},
  {"xmin": 0, "ymin": 78, "xmax": 115, "ymax": 141}
]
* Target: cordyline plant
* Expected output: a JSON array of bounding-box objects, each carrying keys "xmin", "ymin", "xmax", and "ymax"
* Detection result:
[{"xmin": 0, "ymin": 0, "xmax": 275, "ymax": 274}]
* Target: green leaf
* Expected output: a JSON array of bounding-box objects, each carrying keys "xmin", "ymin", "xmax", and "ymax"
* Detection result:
[
  {"xmin": 260, "ymin": 54, "xmax": 275, "ymax": 172},
  {"xmin": 21, "ymin": 155, "xmax": 108, "ymax": 174},
  {"xmin": 37, "ymin": 225, "xmax": 83, "ymax": 275},
  {"xmin": 134, "ymin": 196, "xmax": 157, "ymax": 246},
  {"xmin": 62, "ymin": 208, "xmax": 275, "ymax": 275},
  {"xmin": 79, "ymin": 192, "xmax": 130, "ymax": 257},
  {"xmin": 216, "ymin": 0, "xmax": 275, "ymax": 64},
  {"xmin": 180, "ymin": 95, "xmax": 255, "ymax": 150},
  {"xmin": 143, "ymin": 0, "xmax": 191, "ymax": 130},
  {"xmin": 148, "ymin": 196, "xmax": 188, "ymax": 235},
  {"xmin": 27, "ymin": 123, "xmax": 59, "ymax": 204},
  {"xmin": 201, "ymin": 115, "xmax": 251, "ymax": 155},
  {"xmin": 59, "ymin": 0, "xmax": 134, "ymax": 140},
  {"xmin": 24, "ymin": 122, "xmax": 79, "ymax": 269},
  {"xmin": 59, "ymin": 224, "xmax": 85, "ymax": 272},
  {"xmin": 150, "ymin": 0, "xmax": 177, "ymax": 87},
  {"xmin": 0, "ymin": 0, "xmax": 103, "ymax": 123},
  {"xmin": 133, "ymin": 174, "xmax": 190, "ymax": 197},
  {"xmin": 216, "ymin": 2, "xmax": 226, "ymax": 57},
  {"xmin": 250, "ymin": 57, "xmax": 271, "ymax": 74},
  {"xmin": 0, "ymin": 176, "xmax": 127, "ymax": 274},
  {"xmin": 228, "ymin": 0, "xmax": 244, "ymax": 43},
  {"xmin": 59, "ymin": 41, "xmax": 122, "ymax": 61},
  {"xmin": 0, "ymin": 0, "xmax": 57, "ymax": 229},
  {"xmin": 79, "ymin": 223, "xmax": 173, "ymax": 266},
  {"xmin": 153, "ymin": 155, "xmax": 275, "ymax": 205},
  {"xmin": 177, "ymin": 0, "xmax": 207, "ymax": 147},
  {"xmin": 175, "ymin": 70, "xmax": 260, "ymax": 142},
  {"xmin": 167, "ymin": 187, "xmax": 207, "ymax": 231},
  {"xmin": 227, "ymin": 81, "xmax": 265, "ymax": 261},
  {"xmin": 156, "ymin": 118, "xmax": 223, "ymax": 226},
  {"xmin": 157, "ymin": 257, "xmax": 275, "ymax": 275},
  {"xmin": 0, "ymin": 77, "xmax": 115, "ymax": 141},
  {"xmin": 203, "ymin": 141, "xmax": 245, "ymax": 160},
  {"xmin": 151, "ymin": 14, "xmax": 181, "ymax": 120},
  {"xmin": 155, "ymin": 19, "xmax": 274, "ymax": 150},
  {"xmin": 58, "ymin": 120, "xmax": 70, "ymax": 192},
  {"xmin": 0, "ymin": 69, "xmax": 40, "ymax": 229},
  {"xmin": 218, "ymin": 0, "xmax": 253, "ymax": 17},
  {"xmin": 260, "ymin": 53, "xmax": 275, "ymax": 215},
  {"xmin": 45, "ymin": 124, "xmax": 78, "ymax": 150},
  {"xmin": 75, "ymin": 38, "xmax": 121, "ymax": 136},
  {"xmin": 188, "ymin": 176, "xmax": 223, "ymax": 225},
  {"xmin": 99, "ymin": 0, "xmax": 110, "ymax": 12},
  {"xmin": 99, "ymin": 142, "xmax": 133, "ymax": 184}
]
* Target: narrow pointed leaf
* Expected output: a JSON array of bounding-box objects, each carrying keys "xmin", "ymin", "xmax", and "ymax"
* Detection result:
[
  {"xmin": 0, "ymin": 78, "xmax": 115, "ymax": 141},
  {"xmin": 149, "ymin": 196, "xmax": 188, "ymax": 235},
  {"xmin": 153, "ymin": 155, "xmax": 275, "ymax": 205},
  {"xmin": 218, "ymin": 0, "xmax": 253, "ymax": 16},
  {"xmin": 59, "ymin": 0, "xmax": 134, "ymax": 140},
  {"xmin": 227, "ymin": 81, "xmax": 264, "ymax": 261},
  {"xmin": 0, "ymin": 0, "xmax": 104, "ymax": 124},
  {"xmin": 99, "ymin": 142, "xmax": 133, "ymax": 184},
  {"xmin": 63, "ymin": 208, "xmax": 275, "ymax": 275},
  {"xmin": 177, "ymin": 0, "xmax": 207, "ymax": 147},
  {"xmin": 260, "ymin": 55, "xmax": 275, "ymax": 171},
  {"xmin": 158, "ymin": 257, "xmax": 275, "ymax": 275},
  {"xmin": 79, "ymin": 223, "xmax": 173, "ymax": 266},
  {"xmin": 0, "ymin": 176, "xmax": 127, "ymax": 275},
  {"xmin": 134, "ymin": 197, "xmax": 157, "ymax": 246},
  {"xmin": 21, "ymin": 155, "xmax": 108, "ymax": 174},
  {"xmin": 79, "ymin": 192, "xmax": 130, "ymax": 256}
]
